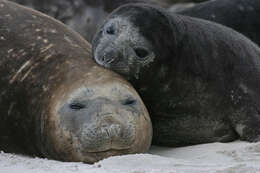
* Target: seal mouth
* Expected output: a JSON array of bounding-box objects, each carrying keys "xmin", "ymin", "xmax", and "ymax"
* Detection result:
[
  {"xmin": 80, "ymin": 120, "xmax": 137, "ymax": 153},
  {"xmin": 86, "ymin": 147, "xmax": 131, "ymax": 153}
]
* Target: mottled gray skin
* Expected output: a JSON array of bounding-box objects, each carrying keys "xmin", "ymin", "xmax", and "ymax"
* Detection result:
[
  {"xmin": 9, "ymin": 0, "xmax": 165, "ymax": 42},
  {"xmin": 93, "ymin": 4, "xmax": 260, "ymax": 147},
  {"xmin": 0, "ymin": 0, "xmax": 152, "ymax": 163}
]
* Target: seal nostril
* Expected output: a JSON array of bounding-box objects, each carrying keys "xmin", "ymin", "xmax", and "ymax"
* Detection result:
[
  {"xmin": 105, "ymin": 24, "xmax": 115, "ymax": 35},
  {"xmin": 122, "ymin": 98, "xmax": 137, "ymax": 106},
  {"xmin": 69, "ymin": 103, "xmax": 86, "ymax": 110},
  {"xmin": 134, "ymin": 48, "xmax": 149, "ymax": 58},
  {"xmin": 101, "ymin": 55, "xmax": 106, "ymax": 62}
]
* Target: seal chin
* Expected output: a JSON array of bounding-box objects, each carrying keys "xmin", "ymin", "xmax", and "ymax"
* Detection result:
[
  {"xmin": 84, "ymin": 148, "xmax": 134, "ymax": 163},
  {"xmin": 87, "ymin": 147, "xmax": 131, "ymax": 153},
  {"xmin": 94, "ymin": 53, "xmax": 131, "ymax": 78}
]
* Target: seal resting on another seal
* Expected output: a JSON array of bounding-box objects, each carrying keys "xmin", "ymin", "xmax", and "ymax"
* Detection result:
[
  {"xmin": 93, "ymin": 4, "xmax": 260, "ymax": 146},
  {"xmin": 0, "ymin": 0, "xmax": 152, "ymax": 163},
  {"xmin": 178, "ymin": 0, "xmax": 260, "ymax": 46}
]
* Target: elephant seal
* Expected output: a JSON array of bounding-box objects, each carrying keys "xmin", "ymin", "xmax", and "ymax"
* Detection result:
[
  {"xmin": 0, "ymin": 0, "xmax": 152, "ymax": 163},
  {"xmin": 93, "ymin": 4, "xmax": 260, "ymax": 146},
  {"xmin": 9, "ymin": 0, "xmax": 165, "ymax": 42},
  {"xmin": 178, "ymin": 0, "xmax": 260, "ymax": 46}
]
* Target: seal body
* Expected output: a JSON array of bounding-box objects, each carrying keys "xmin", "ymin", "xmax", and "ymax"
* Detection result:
[
  {"xmin": 9, "ymin": 0, "xmax": 164, "ymax": 42},
  {"xmin": 0, "ymin": 0, "xmax": 152, "ymax": 163},
  {"xmin": 93, "ymin": 4, "xmax": 260, "ymax": 146},
  {"xmin": 178, "ymin": 0, "xmax": 260, "ymax": 46}
]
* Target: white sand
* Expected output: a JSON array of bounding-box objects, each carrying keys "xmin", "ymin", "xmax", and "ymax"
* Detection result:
[{"xmin": 1, "ymin": 141, "xmax": 260, "ymax": 173}]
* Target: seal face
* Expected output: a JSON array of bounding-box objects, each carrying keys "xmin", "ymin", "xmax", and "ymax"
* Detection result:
[
  {"xmin": 92, "ymin": 5, "xmax": 173, "ymax": 80},
  {"xmin": 0, "ymin": 0, "xmax": 152, "ymax": 163},
  {"xmin": 46, "ymin": 72, "xmax": 152, "ymax": 163},
  {"xmin": 93, "ymin": 16, "xmax": 155, "ymax": 79},
  {"xmin": 93, "ymin": 4, "xmax": 260, "ymax": 146}
]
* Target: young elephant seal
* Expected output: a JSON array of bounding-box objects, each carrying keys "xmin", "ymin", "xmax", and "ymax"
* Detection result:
[
  {"xmin": 0, "ymin": 0, "xmax": 152, "ymax": 163},
  {"xmin": 178, "ymin": 0, "xmax": 260, "ymax": 46},
  {"xmin": 93, "ymin": 4, "xmax": 260, "ymax": 146}
]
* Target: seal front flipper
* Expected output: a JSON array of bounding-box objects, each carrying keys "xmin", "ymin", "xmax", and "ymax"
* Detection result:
[{"xmin": 229, "ymin": 97, "xmax": 260, "ymax": 142}]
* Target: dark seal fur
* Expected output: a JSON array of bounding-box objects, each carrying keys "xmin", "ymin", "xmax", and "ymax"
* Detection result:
[
  {"xmin": 93, "ymin": 4, "xmax": 260, "ymax": 146},
  {"xmin": 178, "ymin": 0, "xmax": 260, "ymax": 46},
  {"xmin": 0, "ymin": 0, "xmax": 152, "ymax": 163}
]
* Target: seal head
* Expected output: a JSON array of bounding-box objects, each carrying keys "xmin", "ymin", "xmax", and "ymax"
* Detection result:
[
  {"xmin": 41, "ymin": 63, "xmax": 152, "ymax": 163},
  {"xmin": 92, "ymin": 4, "xmax": 175, "ymax": 80}
]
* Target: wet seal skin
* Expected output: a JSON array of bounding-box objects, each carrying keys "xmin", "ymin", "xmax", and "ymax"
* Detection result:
[
  {"xmin": 178, "ymin": 0, "xmax": 260, "ymax": 46},
  {"xmin": 9, "ymin": 0, "xmax": 166, "ymax": 42},
  {"xmin": 93, "ymin": 4, "xmax": 260, "ymax": 147},
  {"xmin": 0, "ymin": 0, "xmax": 152, "ymax": 163}
]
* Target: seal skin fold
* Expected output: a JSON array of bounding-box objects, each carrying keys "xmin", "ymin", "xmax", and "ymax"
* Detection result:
[
  {"xmin": 0, "ymin": 0, "xmax": 152, "ymax": 163},
  {"xmin": 93, "ymin": 3, "xmax": 260, "ymax": 146}
]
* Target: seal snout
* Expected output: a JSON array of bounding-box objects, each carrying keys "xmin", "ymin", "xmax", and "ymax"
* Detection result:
[
  {"xmin": 98, "ymin": 48, "xmax": 123, "ymax": 66},
  {"xmin": 78, "ymin": 102, "xmax": 136, "ymax": 153},
  {"xmin": 88, "ymin": 117, "xmax": 134, "ymax": 152}
]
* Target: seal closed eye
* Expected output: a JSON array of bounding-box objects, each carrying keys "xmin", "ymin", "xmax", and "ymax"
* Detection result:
[
  {"xmin": 69, "ymin": 103, "xmax": 86, "ymax": 110},
  {"xmin": 93, "ymin": 3, "xmax": 260, "ymax": 146}
]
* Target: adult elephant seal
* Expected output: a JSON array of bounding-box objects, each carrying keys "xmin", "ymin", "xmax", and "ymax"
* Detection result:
[
  {"xmin": 9, "ymin": 0, "xmax": 165, "ymax": 42},
  {"xmin": 93, "ymin": 4, "xmax": 260, "ymax": 146},
  {"xmin": 0, "ymin": 0, "xmax": 152, "ymax": 163},
  {"xmin": 178, "ymin": 0, "xmax": 260, "ymax": 46}
]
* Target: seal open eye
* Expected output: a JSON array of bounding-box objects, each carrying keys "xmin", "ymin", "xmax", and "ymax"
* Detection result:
[
  {"xmin": 105, "ymin": 24, "xmax": 115, "ymax": 35},
  {"xmin": 69, "ymin": 103, "xmax": 86, "ymax": 110},
  {"xmin": 122, "ymin": 98, "xmax": 137, "ymax": 106},
  {"xmin": 134, "ymin": 48, "xmax": 149, "ymax": 59}
]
